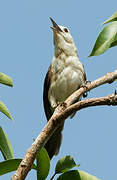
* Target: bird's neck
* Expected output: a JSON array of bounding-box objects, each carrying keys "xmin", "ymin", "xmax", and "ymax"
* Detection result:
[
  {"xmin": 54, "ymin": 43, "xmax": 78, "ymax": 58},
  {"xmin": 52, "ymin": 48, "xmax": 80, "ymax": 76}
]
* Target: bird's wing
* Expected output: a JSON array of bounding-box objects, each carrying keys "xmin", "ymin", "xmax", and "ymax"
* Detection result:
[
  {"xmin": 43, "ymin": 65, "xmax": 53, "ymax": 121},
  {"xmin": 43, "ymin": 65, "xmax": 64, "ymax": 159},
  {"xmin": 83, "ymin": 65, "xmax": 87, "ymax": 82}
]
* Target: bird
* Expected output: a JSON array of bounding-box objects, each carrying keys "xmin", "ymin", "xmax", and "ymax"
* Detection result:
[{"xmin": 43, "ymin": 17, "xmax": 87, "ymax": 159}]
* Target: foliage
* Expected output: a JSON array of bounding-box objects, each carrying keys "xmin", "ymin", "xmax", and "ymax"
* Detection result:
[
  {"xmin": 0, "ymin": 127, "xmax": 14, "ymax": 160},
  {"xmin": 89, "ymin": 11, "xmax": 117, "ymax": 56},
  {"xmin": 36, "ymin": 147, "xmax": 50, "ymax": 180},
  {"xmin": 0, "ymin": 158, "xmax": 37, "ymax": 176},
  {"xmin": 0, "ymin": 73, "xmax": 13, "ymax": 161},
  {"xmin": 57, "ymin": 170, "xmax": 100, "ymax": 180},
  {"xmin": 0, "ymin": 148, "xmax": 49, "ymax": 179},
  {"xmin": 49, "ymin": 156, "xmax": 100, "ymax": 180}
]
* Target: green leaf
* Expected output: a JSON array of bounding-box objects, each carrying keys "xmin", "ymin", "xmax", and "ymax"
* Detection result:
[
  {"xmin": 36, "ymin": 147, "xmax": 50, "ymax": 180},
  {"xmin": 0, "ymin": 159, "xmax": 21, "ymax": 176},
  {"xmin": 0, "ymin": 159, "xmax": 37, "ymax": 176},
  {"xmin": 78, "ymin": 170, "xmax": 100, "ymax": 180},
  {"xmin": 0, "ymin": 127, "xmax": 14, "ymax": 160},
  {"xmin": 55, "ymin": 155, "xmax": 79, "ymax": 174},
  {"xmin": 0, "ymin": 73, "xmax": 13, "ymax": 87},
  {"xmin": 57, "ymin": 170, "xmax": 100, "ymax": 180},
  {"xmin": 89, "ymin": 22, "xmax": 117, "ymax": 57},
  {"xmin": 0, "ymin": 101, "xmax": 13, "ymax": 120},
  {"xmin": 103, "ymin": 11, "xmax": 117, "ymax": 24},
  {"xmin": 110, "ymin": 39, "xmax": 117, "ymax": 48}
]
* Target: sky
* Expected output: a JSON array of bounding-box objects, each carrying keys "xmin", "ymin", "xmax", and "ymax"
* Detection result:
[{"xmin": 0, "ymin": 0, "xmax": 117, "ymax": 179}]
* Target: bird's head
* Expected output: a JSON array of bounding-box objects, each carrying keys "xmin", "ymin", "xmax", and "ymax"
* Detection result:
[{"xmin": 50, "ymin": 17, "xmax": 77, "ymax": 57}]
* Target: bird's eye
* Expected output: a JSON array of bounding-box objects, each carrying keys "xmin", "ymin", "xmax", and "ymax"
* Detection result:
[{"xmin": 64, "ymin": 28, "xmax": 68, "ymax": 33}]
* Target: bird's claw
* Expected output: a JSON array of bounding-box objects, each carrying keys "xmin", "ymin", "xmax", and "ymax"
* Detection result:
[
  {"xmin": 114, "ymin": 90, "xmax": 117, "ymax": 95},
  {"xmin": 81, "ymin": 80, "xmax": 91, "ymax": 98}
]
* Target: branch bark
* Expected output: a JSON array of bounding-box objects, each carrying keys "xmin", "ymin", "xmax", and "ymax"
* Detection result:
[{"xmin": 12, "ymin": 70, "xmax": 117, "ymax": 180}]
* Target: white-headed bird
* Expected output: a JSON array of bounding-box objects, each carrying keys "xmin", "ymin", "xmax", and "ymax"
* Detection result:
[{"xmin": 43, "ymin": 18, "xmax": 87, "ymax": 159}]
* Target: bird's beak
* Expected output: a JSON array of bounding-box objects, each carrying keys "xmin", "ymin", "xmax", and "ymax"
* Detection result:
[{"xmin": 50, "ymin": 17, "xmax": 62, "ymax": 33}]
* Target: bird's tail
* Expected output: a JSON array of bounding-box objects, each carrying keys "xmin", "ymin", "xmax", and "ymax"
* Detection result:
[{"xmin": 44, "ymin": 122, "xmax": 64, "ymax": 159}]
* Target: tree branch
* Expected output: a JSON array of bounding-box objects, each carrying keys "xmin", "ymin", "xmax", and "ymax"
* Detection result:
[
  {"xmin": 66, "ymin": 69, "xmax": 117, "ymax": 106},
  {"xmin": 12, "ymin": 70, "xmax": 117, "ymax": 180}
]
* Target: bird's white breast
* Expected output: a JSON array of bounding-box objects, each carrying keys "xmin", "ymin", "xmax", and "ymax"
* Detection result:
[{"xmin": 48, "ymin": 53, "xmax": 85, "ymax": 108}]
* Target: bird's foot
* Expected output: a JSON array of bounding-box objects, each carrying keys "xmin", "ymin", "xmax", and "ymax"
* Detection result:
[
  {"xmin": 81, "ymin": 80, "xmax": 91, "ymax": 98},
  {"xmin": 114, "ymin": 90, "xmax": 117, "ymax": 95}
]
